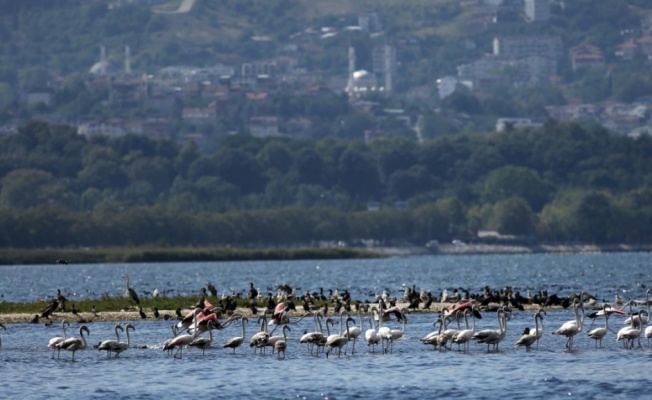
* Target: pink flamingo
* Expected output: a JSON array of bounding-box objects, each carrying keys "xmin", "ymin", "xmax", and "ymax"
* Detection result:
[{"xmin": 164, "ymin": 309, "xmax": 201, "ymax": 358}]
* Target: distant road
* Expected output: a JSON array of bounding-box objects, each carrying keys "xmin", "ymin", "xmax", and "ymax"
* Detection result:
[{"xmin": 153, "ymin": 0, "xmax": 196, "ymax": 14}]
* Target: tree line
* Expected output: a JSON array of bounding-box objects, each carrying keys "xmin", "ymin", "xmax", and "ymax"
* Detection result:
[{"xmin": 0, "ymin": 120, "xmax": 651, "ymax": 248}]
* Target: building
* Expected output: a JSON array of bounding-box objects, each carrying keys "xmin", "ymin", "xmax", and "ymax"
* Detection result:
[
  {"xmin": 569, "ymin": 44, "xmax": 605, "ymax": 72},
  {"xmin": 524, "ymin": 0, "xmax": 550, "ymax": 22},
  {"xmin": 493, "ymin": 36, "xmax": 562, "ymax": 61},
  {"xmin": 458, "ymin": 54, "xmax": 556, "ymax": 89},
  {"xmin": 372, "ymin": 44, "xmax": 396, "ymax": 94},
  {"xmin": 496, "ymin": 118, "xmax": 544, "ymax": 131},
  {"xmin": 358, "ymin": 10, "xmax": 383, "ymax": 32}
]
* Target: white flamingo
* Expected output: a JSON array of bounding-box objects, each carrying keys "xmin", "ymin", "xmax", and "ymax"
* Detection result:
[
  {"xmin": 616, "ymin": 301, "xmax": 643, "ymax": 349},
  {"xmin": 274, "ymin": 325, "xmax": 291, "ymax": 359},
  {"xmin": 114, "ymin": 324, "xmax": 135, "ymax": 356},
  {"xmin": 587, "ymin": 304, "xmax": 611, "ymax": 348},
  {"xmin": 48, "ymin": 320, "xmax": 70, "ymax": 359},
  {"xmin": 97, "ymin": 323, "xmax": 123, "ymax": 357},
  {"xmin": 189, "ymin": 320, "xmax": 216, "ymax": 355},
  {"xmin": 223, "ymin": 316, "xmax": 248, "ymax": 354},
  {"xmin": 56, "ymin": 325, "xmax": 90, "ymax": 361},
  {"xmin": 325, "ymin": 317, "xmax": 354, "ymax": 358},
  {"xmin": 299, "ymin": 312, "xmax": 324, "ymax": 355},
  {"xmin": 623, "ymin": 289, "xmax": 651, "ymax": 327},
  {"xmin": 162, "ymin": 324, "xmax": 179, "ymax": 356},
  {"xmin": 365, "ymin": 308, "xmax": 381, "ymax": 352},
  {"xmin": 515, "ymin": 309, "xmax": 544, "ymax": 350},
  {"xmin": 453, "ymin": 307, "xmax": 476, "ymax": 352},
  {"xmin": 344, "ymin": 308, "xmax": 364, "ymax": 354},
  {"xmin": 420, "ymin": 316, "xmax": 448, "ymax": 351},
  {"xmin": 551, "ymin": 299, "xmax": 584, "ymax": 350},
  {"xmin": 473, "ymin": 307, "xmax": 507, "ymax": 352},
  {"xmin": 249, "ymin": 315, "xmax": 270, "ymax": 354},
  {"xmin": 645, "ymin": 323, "xmax": 652, "ymax": 348}
]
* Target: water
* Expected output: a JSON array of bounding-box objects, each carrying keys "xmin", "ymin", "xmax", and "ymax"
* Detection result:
[{"xmin": 1, "ymin": 252, "xmax": 651, "ymax": 399}]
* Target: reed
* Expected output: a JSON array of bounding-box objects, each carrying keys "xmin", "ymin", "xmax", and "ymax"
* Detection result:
[{"xmin": 0, "ymin": 246, "xmax": 381, "ymax": 265}]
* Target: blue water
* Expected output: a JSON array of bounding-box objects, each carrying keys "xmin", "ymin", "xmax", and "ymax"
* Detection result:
[{"xmin": 1, "ymin": 253, "xmax": 651, "ymax": 399}]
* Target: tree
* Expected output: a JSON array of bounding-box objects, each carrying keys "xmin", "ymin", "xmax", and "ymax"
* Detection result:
[
  {"xmin": 481, "ymin": 166, "xmax": 553, "ymax": 211},
  {"xmin": 0, "ymin": 169, "xmax": 73, "ymax": 209},
  {"xmin": 490, "ymin": 197, "xmax": 535, "ymax": 235}
]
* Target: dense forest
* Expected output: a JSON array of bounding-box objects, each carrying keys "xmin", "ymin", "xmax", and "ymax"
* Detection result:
[{"xmin": 1, "ymin": 120, "xmax": 651, "ymax": 248}]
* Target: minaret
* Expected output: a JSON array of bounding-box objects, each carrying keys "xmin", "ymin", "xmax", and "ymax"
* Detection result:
[
  {"xmin": 347, "ymin": 46, "xmax": 356, "ymax": 94},
  {"xmin": 384, "ymin": 44, "xmax": 393, "ymax": 94},
  {"xmin": 100, "ymin": 45, "xmax": 106, "ymax": 76},
  {"xmin": 125, "ymin": 45, "xmax": 131, "ymax": 75}
]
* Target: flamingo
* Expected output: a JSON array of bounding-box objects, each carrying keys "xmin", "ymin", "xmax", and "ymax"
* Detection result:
[
  {"xmin": 249, "ymin": 315, "xmax": 270, "ymax": 354},
  {"xmin": 344, "ymin": 308, "xmax": 364, "ymax": 354},
  {"xmin": 377, "ymin": 302, "xmax": 393, "ymax": 352},
  {"xmin": 365, "ymin": 308, "xmax": 381, "ymax": 352},
  {"xmin": 223, "ymin": 316, "xmax": 248, "ymax": 354},
  {"xmin": 515, "ymin": 309, "xmax": 544, "ymax": 350},
  {"xmin": 616, "ymin": 301, "xmax": 643, "ymax": 349},
  {"xmin": 382, "ymin": 309, "xmax": 407, "ymax": 354},
  {"xmin": 299, "ymin": 312, "xmax": 324, "ymax": 355},
  {"xmin": 453, "ymin": 307, "xmax": 476, "ymax": 352},
  {"xmin": 162, "ymin": 324, "xmax": 179, "ymax": 356},
  {"xmin": 623, "ymin": 289, "xmax": 652, "ymax": 328},
  {"xmin": 114, "ymin": 324, "xmax": 135, "ymax": 356},
  {"xmin": 551, "ymin": 298, "xmax": 584, "ymax": 350},
  {"xmin": 56, "ymin": 325, "xmax": 90, "ymax": 361},
  {"xmin": 274, "ymin": 325, "xmax": 291, "ymax": 359},
  {"xmin": 48, "ymin": 320, "xmax": 71, "ymax": 359},
  {"xmin": 97, "ymin": 323, "xmax": 123, "ymax": 358},
  {"xmin": 189, "ymin": 320, "xmax": 216, "ymax": 355},
  {"xmin": 473, "ymin": 307, "xmax": 507, "ymax": 352},
  {"xmin": 587, "ymin": 304, "xmax": 611, "ymax": 348},
  {"xmin": 420, "ymin": 316, "xmax": 448, "ymax": 351},
  {"xmin": 0, "ymin": 323, "xmax": 5, "ymax": 351},
  {"xmin": 325, "ymin": 317, "xmax": 354, "ymax": 358},
  {"xmin": 163, "ymin": 309, "xmax": 201, "ymax": 358},
  {"xmin": 645, "ymin": 323, "xmax": 652, "ymax": 348},
  {"xmin": 122, "ymin": 275, "xmax": 140, "ymax": 304},
  {"xmin": 443, "ymin": 301, "xmax": 482, "ymax": 321}
]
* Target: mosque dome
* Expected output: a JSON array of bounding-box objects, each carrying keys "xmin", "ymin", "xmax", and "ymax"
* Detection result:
[{"xmin": 89, "ymin": 60, "xmax": 117, "ymax": 76}]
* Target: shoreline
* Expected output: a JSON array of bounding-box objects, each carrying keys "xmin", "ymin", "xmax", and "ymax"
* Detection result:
[
  {"xmin": 1, "ymin": 302, "xmax": 560, "ymax": 325},
  {"xmin": 373, "ymin": 243, "xmax": 652, "ymax": 257},
  {"xmin": 0, "ymin": 243, "xmax": 650, "ymax": 266}
]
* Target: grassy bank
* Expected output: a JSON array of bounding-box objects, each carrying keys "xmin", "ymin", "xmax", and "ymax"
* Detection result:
[
  {"xmin": 0, "ymin": 246, "xmax": 383, "ymax": 265},
  {"xmin": 0, "ymin": 294, "xmax": 260, "ymax": 315}
]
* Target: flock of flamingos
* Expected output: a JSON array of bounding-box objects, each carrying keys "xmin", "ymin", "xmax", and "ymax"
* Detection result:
[{"xmin": 2, "ymin": 281, "xmax": 652, "ymax": 361}]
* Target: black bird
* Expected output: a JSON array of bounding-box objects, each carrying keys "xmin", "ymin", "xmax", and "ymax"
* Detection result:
[
  {"xmin": 153, "ymin": 307, "xmax": 160, "ymax": 319},
  {"xmin": 422, "ymin": 292, "xmax": 433, "ymax": 310},
  {"xmin": 41, "ymin": 299, "xmax": 59, "ymax": 319},
  {"xmin": 175, "ymin": 307, "xmax": 183, "ymax": 319},
  {"xmin": 30, "ymin": 314, "xmax": 39, "ymax": 324},
  {"xmin": 123, "ymin": 275, "xmax": 140, "ymax": 304},
  {"xmin": 302, "ymin": 297, "xmax": 312, "ymax": 313},
  {"xmin": 249, "ymin": 298, "xmax": 258, "ymax": 315},
  {"xmin": 71, "ymin": 304, "xmax": 79, "ymax": 317},
  {"xmin": 207, "ymin": 282, "xmax": 217, "ymax": 297},
  {"xmin": 266, "ymin": 293, "xmax": 276, "ymax": 313},
  {"xmin": 55, "ymin": 259, "xmax": 68, "ymax": 265},
  {"xmin": 139, "ymin": 307, "xmax": 147, "ymax": 319},
  {"xmin": 57, "ymin": 289, "xmax": 67, "ymax": 312},
  {"xmin": 249, "ymin": 282, "xmax": 258, "ymax": 299},
  {"xmin": 333, "ymin": 298, "xmax": 342, "ymax": 314}
]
